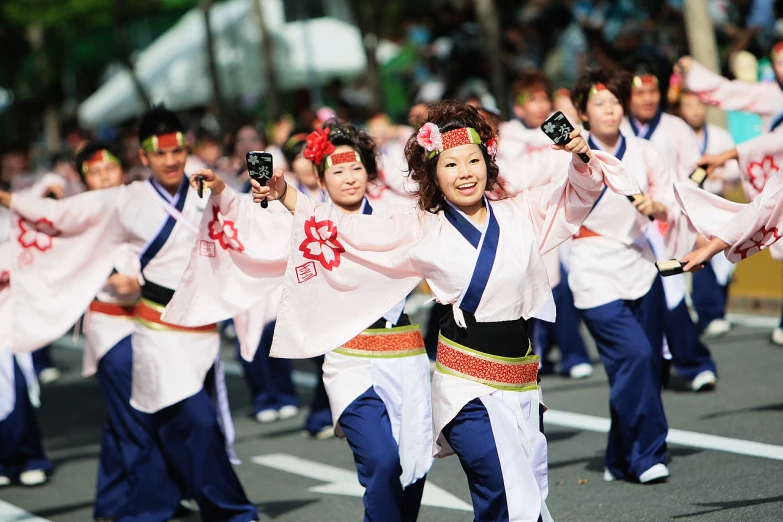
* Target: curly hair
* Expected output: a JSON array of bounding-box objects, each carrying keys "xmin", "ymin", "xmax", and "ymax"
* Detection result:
[
  {"xmin": 570, "ymin": 68, "xmax": 631, "ymax": 130},
  {"xmin": 317, "ymin": 119, "xmax": 380, "ymax": 182},
  {"xmin": 404, "ymin": 100, "xmax": 502, "ymax": 213}
]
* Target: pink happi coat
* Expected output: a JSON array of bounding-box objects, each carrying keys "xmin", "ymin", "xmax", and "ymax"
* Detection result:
[
  {"xmin": 265, "ymin": 152, "xmax": 637, "ymax": 521},
  {"xmin": 684, "ymin": 61, "xmax": 783, "ymax": 131},
  {"xmin": 675, "ymin": 174, "xmax": 783, "ymax": 262},
  {"xmin": 163, "ymin": 190, "xmax": 434, "ymax": 487},
  {"xmin": 7, "ymin": 181, "xmax": 228, "ymax": 414},
  {"xmin": 569, "ymin": 134, "xmax": 687, "ymax": 310},
  {"xmin": 497, "ymin": 125, "xmax": 573, "ymax": 289}
]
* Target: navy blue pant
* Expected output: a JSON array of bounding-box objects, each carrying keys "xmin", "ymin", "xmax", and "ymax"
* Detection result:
[
  {"xmin": 580, "ymin": 277, "xmax": 669, "ymax": 480},
  {"xmin": 0, "ymin": 357, "xmax": 53, "ymax": 481},
  {"xmin": 93, "ymin": 336, "xmax": 181, "ymax": 521},
  {"xmin": 31, "ymin": 345, "xmax": 54, "ymax": 376},
  {"xmin": 691, "ymin": 264, "xmax": 728, "ymax": 332},
  {"xmin": 533, "ymin": 264, "xmax": 591, "ymax": 374},
  {"xmin": 238, "ymin": 320, "xmax": 298, "ymax": 414},
  {"xmin": 443, "ymin": 399, "xmax": 544, "ymax": 522},
  {"xmin": 127, "ymin": 388, "xmax": 258, "ymax": 522},
  {"xmin": 339, "ymin": 387, "xmax": 425, "ymax": 522},
  {"xmin": 304, "ymin": 356, "xmax": 332, "ymax": 435},
  {"xmin": 665, "ymin": 299, "xmax": 718, "ymax": 381}
]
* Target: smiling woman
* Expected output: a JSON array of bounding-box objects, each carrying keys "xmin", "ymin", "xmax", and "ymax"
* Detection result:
[{"xmin": 405, "ymin": 101, "xmax": 503, "ymax": 217}]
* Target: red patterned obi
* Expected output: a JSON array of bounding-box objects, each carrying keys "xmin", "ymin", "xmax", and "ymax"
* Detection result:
[
  {"xmin": 436, "ymin": 335, "xmax": 538, "ymax": 391},
  {"xmin": 89, "ymin": 300, "xmax": 137, "ymax": 318},
  {"xmin": 135, "ymin": 298, "xmax": 217, "ymax": 333},
  {"xmin": 334, "ymin": 325, "xmax": 426, "ymax": 358}
]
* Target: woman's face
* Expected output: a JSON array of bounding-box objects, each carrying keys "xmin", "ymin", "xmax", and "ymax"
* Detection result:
[
  {"xmin": 435, "ymin": 143, "xmax": 487, "ymax": 212},
  {"xmin": 234, "ymin": 125, "xmax": 264, "ymax": 160},
  {"xmin": 320, "ymin": 145, "xmax": 368, "ymax": 211},
  {"xmin": 83, "ymin": 158, "xmax": 125, "ymax": 191},
  {"xmin": 581, "ymin": 89, "xmax": 624, "ymax": 140},
  {"xmin": 292, "ymin": 152, "xmax": 319, "ymax": 189},
  {"xmin": 678, "ymin": 93, "xmax": 707, "ymax": 129}
]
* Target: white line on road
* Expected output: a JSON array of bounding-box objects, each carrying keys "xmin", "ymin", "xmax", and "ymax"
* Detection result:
[
  {"xmin": 544, "ymin": 410, "xmax": 783, "ymax": 461},
  {"xmin": 0, "ymin": 500, "xmax": 50, "ymax": 522},
  {"xmin": 252, "ymin": 453, "xmax": 473, "ymax": 512}
]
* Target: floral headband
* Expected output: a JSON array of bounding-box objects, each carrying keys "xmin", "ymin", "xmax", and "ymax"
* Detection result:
[
  {"xmin": 141, "ymin": 131, "xmax": 186, "ymax": 153},
  {"xmin": 303, "ymin": 128, "xmax": 363, "ymax": 170},
  {"xmin": 416, "ymin": 124, "xmax": 497, "ymax": 159},
  {"xmin": 81, "ymin": 149, "xmax": 121, "ymax": 174}
]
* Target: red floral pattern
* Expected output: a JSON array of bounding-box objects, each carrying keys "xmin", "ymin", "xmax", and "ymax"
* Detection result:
[
  {"xmin": 17, "ymin": 218, "xmax": 60, "ymax": 252},
  {"xmin": 0, "ymin": 270, "xmax": 9, "ymax": 290},
  {"xmin": 339, "ymin": 328, "xmax": 425, "ymax": 356},
  {"xmin": 485, "ymin": 137, "xmax": 498, "ymax": 157},
  {"xmin": 437, "ymin": 340, "xmax": 538, "ymax": 388},
  {"xmin": 207, "ymin": 205, "xmax": 245, "ymax": 252},
  {"xmin": 746, "ymin": 155, "xmax": 779, "ymax": 195},
  {"xmin": 303, "ymin": 128, "xmax": 335, "ymax": 166},
  {"xmin": 735, "ymin": 226, "xmax": 781, "ymax": 259},
  {"xmin": 298, "ymin": 216, "xmax": 345, "ymax": 271}
]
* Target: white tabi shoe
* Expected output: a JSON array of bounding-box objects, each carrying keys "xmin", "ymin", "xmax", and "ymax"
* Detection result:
[
  {"xmin": 255, "ymin": 409, "xmax": 279, "ymax": 423},
  {"xmin": 691, "ymin": 370, "xmax": 717, "ymax": 392},
  {"xmin": 278, "ymin": 405, "xmax": 300, "ymax": 420},
  {"xmin": 569, "ymin": 363, "xmax": 593, "ymax": 379},
  {"xmin": 603, "ymin": 468, "xmax": 616, "ymax": 482},
  {"xmin": 38, "ymin": 367, "xmax": 61, "ymax": 385},
  {"xmin": 0, "ymin": 476, "xmax": 10, "ymax": 487},
  {"xmin": 639, "ymin": 463, "xmax": 670, "ymax": 484},
  {"xmin": 703, "ymin": 319, "xmax": 731, "ymax": 338},
  {"xmin": 19, "ymin": 469, "xmax": 47, "ymax": 486},
  {"xmin": 771, "ymin": 327, "xmax": 783, "ymax": 346}
]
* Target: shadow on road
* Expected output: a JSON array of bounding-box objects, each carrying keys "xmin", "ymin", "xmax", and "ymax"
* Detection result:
[{"xmin": 671, "ymin": 494, "xmax": 783, "ymax": 519}]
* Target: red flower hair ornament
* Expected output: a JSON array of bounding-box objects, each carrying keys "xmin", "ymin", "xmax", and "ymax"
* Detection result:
[{"xmin": 303, "ymin": 128, "xmax": 335, "ymax": 167}]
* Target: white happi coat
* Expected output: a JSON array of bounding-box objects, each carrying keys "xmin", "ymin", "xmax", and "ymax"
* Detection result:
[
  {"xmin": 164, "ymin": 191, "xmax": 433, "ymax": 487},
  {"xmin": 8, "ymin": 180, "xmax": 221, "ymax": 413},
  {"xmin": 684, "ymin": 61, "xmax": 783, "ymax": 133},
  {"xmin": 263, "ymin": 152, "xmax": 637, "ymax": 522},
  {"xmin": 81, "ymin": 245, "xmax": 141, "ymax": 377},
  {"xmin": 569, "ymin": 134, "xmax": 682, "ymax": 310},
  {"xmin": 497, "ymin": 123, "xmax": 574, "ymax": 289},
  {"xmin": 676, "ymin": 173, "xmax": 783, "ymax": 263}
]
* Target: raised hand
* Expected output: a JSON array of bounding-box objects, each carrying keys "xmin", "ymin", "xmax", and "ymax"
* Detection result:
[{"xmin": 190, "ymin": 169, "xmax": 225, "ymax": 195}]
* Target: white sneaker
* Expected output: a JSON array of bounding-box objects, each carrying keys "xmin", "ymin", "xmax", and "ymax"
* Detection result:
[
  {"xmin": 278, "ymin": 405, "xmax": 300, "ymax": 420},
  {"xmin": 691, "ymin": 370, "xmax": 717, "ymax": 392},
  {"xmin": 772, "ymin": 327, "xmax": 783, "ymax": 346},
  {"xmin": 603, "ymin": 468, "xmax": 616, "ymax": 482},
  {"xmin": 38, "ymin": 367, "xmax": 61, "ymax": 385},
  {"xmin": 0, "ymin": 475, "xmax": 10, "ymax": 487},
  {"xmin": 703, "ymin": 319, "xmax": 731, "ymax": 338},
  {"xmin": 255, "ymin": 409, "xmax": 279, "ymax": 423},
  {"xmin": 179, "ymin": 499, "xmax": 199, "ymax": 512},
  {"xmin": 639, "ymin": 463, "xmax": 670, "ymax": 484},
  {"xmin": 315, "ymin": 426, "xmax": 335, "ymax": 440},
  {"xmin": 569, "ymin": 363, "xmax": 593, "ymax": 379},
  {"xmin": 19, "ymin": 469, "xmax": 47, "ymax": 486}
]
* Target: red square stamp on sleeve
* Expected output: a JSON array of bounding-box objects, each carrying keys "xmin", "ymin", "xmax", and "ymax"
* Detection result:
[
  {"xmin": 296, "ymin": 261, "xmax": 317, "ymax": 283},
  {"xmin": 199, "ymin": 240, "xmax": 216, "ymax": 258}
]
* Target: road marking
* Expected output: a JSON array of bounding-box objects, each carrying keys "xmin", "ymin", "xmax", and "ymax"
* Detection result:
[
  {"xmin": 252, "ymin": 453, "xmax": 472, "ymax": 512},
  {"xmin": 725, "ymin": 313, "xmax": 779, "ymax": 329},
  {"xmin": 545, "ymin": 410, "xmax": 783, "ymax": 461},
  {"xmin": 0, "ymin": 500, "xmax": 50, "ymax": 522}
]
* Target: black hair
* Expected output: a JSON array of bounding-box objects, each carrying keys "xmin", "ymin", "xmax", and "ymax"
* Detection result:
[
  {"xmin": 137, "ymin": 105, "xmax": 184, "ymax": 144},
  {"xmin": 571, "ymin": 68, "xmax": 631, "ymax": 130},
  {"xmin": 319, "ymin": 119, "xmax": 380, "ymax": 180},
  {"xmin": 282, "ymin": 127, "xmax": 312, "ymax": 165}
]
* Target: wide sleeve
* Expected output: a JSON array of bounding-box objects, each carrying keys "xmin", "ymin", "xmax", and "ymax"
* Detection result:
[
  {"xmin": 684, "ymin": 61, "xmax": 783, "ymax": 116},
  {"xmin": 270, "ymin": 194, "xmax": 425, "ymax": 359},
  {"xmin": 675, "ymin": 176, "xmax": 783, "ymax": 262},
  {"xmin": 735, "ymin": 132, "xmax": 783, "ymax": 200},
  {"xmin": 514, "ymin": 150, "xmax": 640, "ymax": 255},
  {"xmin": 9, "ymin": 187, "xmax": 127, "ymax": 353},
  {"xmin": 162, "ymin": 186, "xmax": 293, "ymax": 328}
]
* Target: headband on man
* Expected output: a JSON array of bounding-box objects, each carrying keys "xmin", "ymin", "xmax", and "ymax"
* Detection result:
[{"xmin": 141, "ymin": 131, "xmax": 186, "ymax": 153}]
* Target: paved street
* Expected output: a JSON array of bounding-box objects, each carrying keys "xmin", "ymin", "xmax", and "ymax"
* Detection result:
[{"xmin": 2, "ymin": 315, "xmax": 783, "ymax": 522}]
